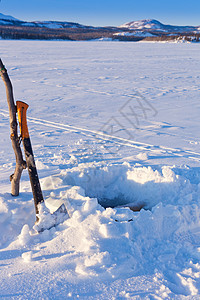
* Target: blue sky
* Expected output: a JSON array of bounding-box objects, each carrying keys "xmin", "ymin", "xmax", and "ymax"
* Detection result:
[{"xmin": 0, "ymin": 0, "xmax": 199, "ymax": 26}]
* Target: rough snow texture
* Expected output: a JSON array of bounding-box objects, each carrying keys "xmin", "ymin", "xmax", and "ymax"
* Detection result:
[{"xmin": 0, "ymin": 41, "xmax": 200, "ymax": 298}]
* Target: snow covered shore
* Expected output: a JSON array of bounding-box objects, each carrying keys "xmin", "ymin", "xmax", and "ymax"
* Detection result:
[{"xmin": 1, "ymin": 41, "xmax": 200, "ymax": 298}]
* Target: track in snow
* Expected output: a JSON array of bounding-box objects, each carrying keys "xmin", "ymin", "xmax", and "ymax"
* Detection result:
[{"xmin": 1, "ymin": 109, "xmax": 200, "ymax": 162}]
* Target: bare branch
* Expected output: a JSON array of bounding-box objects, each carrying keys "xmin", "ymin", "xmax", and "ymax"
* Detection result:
[{"xmin": 0, "ymin": 58, "xmax": 26, "ymax": 196}]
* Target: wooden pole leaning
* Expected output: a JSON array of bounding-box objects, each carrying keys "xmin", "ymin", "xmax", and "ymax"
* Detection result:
[
  {"xmin": 0, "ymin": 59, "xmax": 26, "ymax": 196},
  {"xmin": 16, "ymin": 101, "xmax": 44, "ymax": 215}
]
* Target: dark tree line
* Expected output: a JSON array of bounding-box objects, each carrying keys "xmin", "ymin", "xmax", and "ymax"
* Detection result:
[{"xmin": 0, "ymin": 25, "xmax": 199, "ymax": 42}]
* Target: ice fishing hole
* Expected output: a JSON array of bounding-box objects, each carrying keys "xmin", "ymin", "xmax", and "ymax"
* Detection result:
[{"xmin": 61, "ymin": 164, "xmax": 176, "ymax": 211}]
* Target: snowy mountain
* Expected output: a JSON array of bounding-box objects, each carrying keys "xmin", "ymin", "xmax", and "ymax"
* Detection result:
[
  {"xmin": 0, "ymin": 12, "xmax": 21, "ymax": 25},
  {"xmin": 0, "ymin": 12, "xmax": 90, "ymax": 29},
  {"xmin": 0, "ymin": 12, "xmax": 20, "ymax": 21},
  {"xmin": 0, "ymin": 13, "xmax": 200, "ymax": 41},
  {"xmin": 120, "ymin": 19, "xmax": 200, "ymax": 33},
  {"xmin": 120, "ymin": 19, "xmax": 165, "ymax": 30},
  {"xmin": 20, "ymin": 20, "xmax": 91, "ymax": 29}
]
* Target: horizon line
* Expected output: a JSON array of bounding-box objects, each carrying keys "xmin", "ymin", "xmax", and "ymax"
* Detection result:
[{"xmin": 0, "ymin": 12, "xmax": 200, "ymax": 27}]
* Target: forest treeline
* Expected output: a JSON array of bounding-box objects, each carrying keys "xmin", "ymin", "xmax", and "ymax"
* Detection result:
[{"xmin": 0, "ymin": 24, "xmax": 199, "ymax": 42}]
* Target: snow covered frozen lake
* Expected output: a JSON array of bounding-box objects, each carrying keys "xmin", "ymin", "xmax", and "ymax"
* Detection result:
[{"xmin": 0, "ymin": 40, "xmax": 200, "ymax": 298}]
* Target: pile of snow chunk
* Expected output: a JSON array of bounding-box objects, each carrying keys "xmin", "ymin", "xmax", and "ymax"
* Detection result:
[
  {"xmin": 0, "ymin": 195, "xmax": 34, "ymax": 248},
  {"xmin": 42, "ymin": 162, "xmax": 193, "ymax": 210},
  {"xmin": 1, "ymin": 161, "xmax": 200, "ymax": 293}
]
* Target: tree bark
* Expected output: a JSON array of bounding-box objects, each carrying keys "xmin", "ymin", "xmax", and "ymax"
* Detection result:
[{"xmin": 0, "ymin": 58, "xmax": 26, "ymax": 195}]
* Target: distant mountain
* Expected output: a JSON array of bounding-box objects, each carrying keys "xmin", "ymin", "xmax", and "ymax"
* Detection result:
[
  {"xmin": 120, "ymin": 19, "xmax": 165, "ymax": 30},
  {"xmin": 24, "ymin": 21, "xmax": 89, "ymax": 29},
  {"xmin": 0, "ymin": 12, "xmax": 91, "ymax": 29},
  {"xmin": 0, "ymin": 12, "xmax": 20, "ymax": 21},
  {"xmin": 0, "ymin": 14, "xmax": 200, "ymax": 42},
  {"xmin": 0, "ymin": 12, "xmax": 22, "ymax": 27},
  {"xmin": 119, "ymin": 19, "xmax": 200, "ymax": 34}
]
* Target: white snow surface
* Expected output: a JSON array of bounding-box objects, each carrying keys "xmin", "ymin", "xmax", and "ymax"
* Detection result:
[{"xmin": 1, "ymin": 40, "xmax": 200, "ymax": 299}]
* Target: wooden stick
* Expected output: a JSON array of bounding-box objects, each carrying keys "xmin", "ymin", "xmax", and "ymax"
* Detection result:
[
  {"xmin": 17, "ymin": 101, "xmax": 44, "ymax": 215},
  {"xmin": 0, "ymin": 58, "xmax": 26, "ymax": 196}
]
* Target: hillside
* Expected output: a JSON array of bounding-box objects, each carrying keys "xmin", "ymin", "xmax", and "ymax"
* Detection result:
[
  {"xmin": 0, "ymin": 13, "xmax": 200, "ymax": 41},
  {"xmin": 119, "ymin": 19, "xmax": 200, "ymax": 33},
  {"xmin": 0, "ymin": 12, "xmax": 20, "ymax": 22}
]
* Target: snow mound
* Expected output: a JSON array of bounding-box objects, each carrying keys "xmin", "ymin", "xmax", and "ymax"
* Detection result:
[
  {"xmin": 47, "ymin": 162, "xmax": 190, "ymax": 209},
  {"xmin": 33, "ymin": 202, "xmax": 69, "ymax": 232},
  {"xmin": 1, "ymin": 161, "xmax": 200, "ymax": 296}
]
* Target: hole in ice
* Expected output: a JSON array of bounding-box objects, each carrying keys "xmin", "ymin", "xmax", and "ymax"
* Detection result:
[
  {"xmin": 98, "ymin": 198, "xmax": 146, "ymax": 211},
  {"xmin": 60, "ymin": 163, "xmax": 178, "ymax": 211}
]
